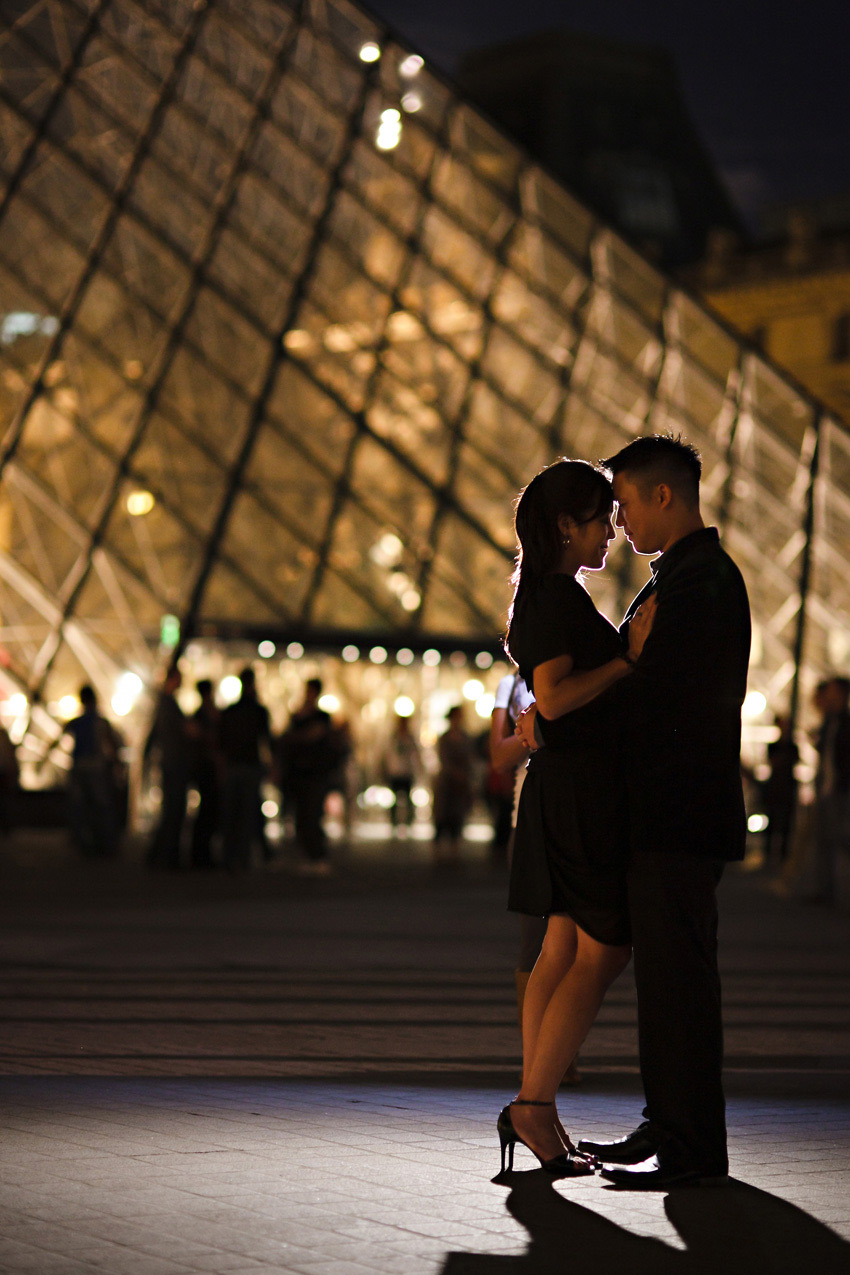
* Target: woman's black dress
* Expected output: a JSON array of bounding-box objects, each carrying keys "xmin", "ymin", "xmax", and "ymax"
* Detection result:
[{"xmin": 507, "ymin": 573, "xmax": 629, "ymax": 946}]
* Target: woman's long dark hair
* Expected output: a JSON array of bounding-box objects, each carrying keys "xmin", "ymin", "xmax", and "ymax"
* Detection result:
[{"xmin": 505, "ymin": 459, "xmax": 613, "ymax": 651}]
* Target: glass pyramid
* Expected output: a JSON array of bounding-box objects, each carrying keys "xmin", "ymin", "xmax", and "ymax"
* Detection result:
[{"xmin": 0, "ymin": 0, "xmax": 848, "ymax": 767}]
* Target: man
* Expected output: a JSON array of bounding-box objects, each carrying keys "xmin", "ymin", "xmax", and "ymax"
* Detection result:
[
  {"xmin": 145, "ymin": 667, "xmax": 189, "ymax": 870},
  {"xmin": 64, "ymin": 685, "xmax": 121, "ymax": 857},
  {"xmin": 811, "ymin": 676, "xmax": 850, "ymax": 905},
  {"xmin": 219, "ymin": 667, "xmax": 271, "ymax": 872},
  {"xmin": 279, "ymin": 677, "xmax": 339, "ymax": 875},
  {"xmin": 189, "ymin": 679, "xmax": 221, "ymax": 870},
  {"xmin": 576, "ymin": 434, "xmax": 751, "ymax": 1189}
]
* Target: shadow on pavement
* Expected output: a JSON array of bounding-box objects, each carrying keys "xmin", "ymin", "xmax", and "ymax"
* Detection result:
[{"xmin": 440, "ymin": 1170, "xmax": 850, "ymax": 1274}]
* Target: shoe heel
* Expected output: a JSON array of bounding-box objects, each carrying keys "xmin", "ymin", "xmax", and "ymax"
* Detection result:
[{"xmin": 499, "ymin": 1130, "xmax": 515, "ymax": 1173}]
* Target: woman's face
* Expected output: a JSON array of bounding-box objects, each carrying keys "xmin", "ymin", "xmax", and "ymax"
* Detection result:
[{"xmin": 570, "ymin": 510, "xmax": 616, "ymax": 571}]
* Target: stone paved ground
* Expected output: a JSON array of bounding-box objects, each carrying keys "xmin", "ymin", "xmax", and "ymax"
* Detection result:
[{"xmin": 0, "ymin": 828, "xmax": 849, "ymax": 1273}]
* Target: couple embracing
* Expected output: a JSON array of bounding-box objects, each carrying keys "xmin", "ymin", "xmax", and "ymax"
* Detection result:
[{"xmin": 499, "ymin": 433, "xmax": 751, "ymax": 1190}]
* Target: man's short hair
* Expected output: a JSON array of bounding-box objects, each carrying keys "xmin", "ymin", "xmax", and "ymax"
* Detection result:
[
  {"xmin": 306, "ymin": 677, "xmax": 322, "ymax": 695},
  {"xmin": 239, "ymin": 667, "xmax": 256, "ymax": 692},
  {"xmin": 602, "ymin": 434, "xmax": 702, "ymax": 507},
  {"xmin": 79, "ymin": 684, "xmax": 96, "ymax": 707},
  {"xmin": 196, "ymin": 678, "xmax": 213, "ymax": 696}
]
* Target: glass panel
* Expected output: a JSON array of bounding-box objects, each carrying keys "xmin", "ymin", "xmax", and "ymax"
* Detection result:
[
  {"xmin": 432, "ymin": 152, "xmax": 514, "ymax": 245},
  {"xmin": 183, "ymin": 287, "xmax": 270, "ymax": 398},
  {"xmin": 421, "ymin": 206, "xmax": 496, "ymax": 302},
  {"xmin": 194, "ymin": 7, "xmax": 273, "ymax": 94},
  {"xmin": 207, "ymin": 226, "xmax": 296, "ymax": 332},
  {"xmin": 216, "ymin": 491, "xmax": 313, "ymax": 618},
  {"xmin": 100, "ymin": 0, "xmax": 180, "ymax": 82},
  {"xmin": 19, "ymin": 141, "xmax": 109, "ymax": 246},
  {"xmin": 76, "ymin": 35, "xmax": 159, "ymax": 132},
  {"xmin": 46, "ymin": 85, "xmax": 135, "ymax": 193},
  {"xmin": 267, "ymin": 361, "xmax": 357, "ymax": 477},
  {"xmin": 450, "ymin": 104, "xmax": 522, "ymax": 195},
  {"xmin": 10, "ymin": 0, "xmax": 88, "ymax": 69},
  {"xmin": 0, "ymin": 32, "xmax": 59, "ymax": 119},
  {"xmin": 344, "ymin": 139, "xmax": 422, "ymax": 236},
  {"xmin": 271, "ymin": 73, "xmax": 346, "ymax": 168},
  {"xmin": 521, "ymin": 168, "xmax": 595, "ymax": 261},
  {"xmin": 77, "ymin": 270, "xmax": 170, "ymax": 368},
  {"xmin": 131, "ymin": 412, "xmax": 229, "ymax": 537},
  {"xmin": 367, "ymin": 369, "xmax": 451, "ymax": 488},
  {"xmin": 327, "ymin": 189, "xmax": 406, "ymax": 291},
  {"xmin": 159, "ymin": 345, "xmax": 252, "ymax": 466},
  {"xmin": 349, "ymin": 436, "xmax": 437, "ymax": 556},
  {"xmin": 1, "ymin": 197, "xmax": 86, "ymax": 308},
  {"xmin": 243, "ymin": 424, "xmax": 337, "ymax": 551}
]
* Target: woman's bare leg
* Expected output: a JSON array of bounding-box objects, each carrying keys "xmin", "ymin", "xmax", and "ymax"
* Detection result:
[
  {"xmin": 512, "ymin": 925, "xmax": 630, "ymax": 1162},
  {"xmin": 521, "ymin": 914, "xmax": 577, "ymax": 1088}
]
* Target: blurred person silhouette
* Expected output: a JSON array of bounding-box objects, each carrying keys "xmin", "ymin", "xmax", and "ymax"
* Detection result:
[
  {"xmin": 64, "ymin": 685, "xmax": 122, "ymax": 857},
  {"xmin": 279, "ymin": 677, "xmax": 339, "ymax": 875},
  {"xmin": 0, "ymin": 720, "xmax": 19, "ymax": 838},
  {"xmin": 762, "ymin": 712, "xmax": 799, "ymax": 868},
  {"xmin": 219, "ymin": 667, "xmax": 271, "ymax": 872},
  {"xmin": 811, "ymin": 675, "xmax": 850, "ymax": 905},
  {"xmin": 383, "ymin": 713, "xmax": 421, "ymax": 833},
  {"xmin": 188, "ymin": 678, "xmax": 220, "ymax": 870},
  {"xmin": 432, "ymin": 704, "xmax": 474, "ymax": 861},
  {"xmin": 145, "ymin": 666, "xmax": 189, "ymax": 871}
]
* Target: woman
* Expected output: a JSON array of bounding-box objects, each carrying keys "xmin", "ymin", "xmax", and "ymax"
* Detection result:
[
  {"xmin": 498, "ymin": 458, "xmax": 655, "ymax": 1176},
  {"xmin": 432, "ymin": 705, "xmax": 474, "ymax": 860}
]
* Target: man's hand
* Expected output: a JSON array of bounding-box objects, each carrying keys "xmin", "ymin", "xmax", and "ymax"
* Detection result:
[{"xmin": 515, "ymin": 704, "xmax": 539, "ymax": 750}]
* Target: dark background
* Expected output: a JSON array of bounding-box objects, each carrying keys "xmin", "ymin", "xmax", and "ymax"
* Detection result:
[{"xmin": 366, "ymin": 0, "xmax": 850, "ymax": 230}]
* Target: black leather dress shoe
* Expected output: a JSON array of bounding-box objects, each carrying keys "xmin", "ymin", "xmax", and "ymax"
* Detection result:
[
  {"xmin": 600, "ymin": 1163, "xmax": 729, "ymax": 1191},
  {"xmin": 576, "ymin": 1121, "xmax": 658, "ymax": 1165}
]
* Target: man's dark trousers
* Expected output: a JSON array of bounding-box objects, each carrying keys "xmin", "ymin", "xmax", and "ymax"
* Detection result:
[{"xmin": 628, "ymin": 850, "xmax": 728, "ymax": 1176}]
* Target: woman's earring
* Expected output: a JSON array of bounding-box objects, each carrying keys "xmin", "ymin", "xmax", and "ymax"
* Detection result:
[{"xmin": 563, "ymin": 535, "xmax": 570, "ymax": 546}]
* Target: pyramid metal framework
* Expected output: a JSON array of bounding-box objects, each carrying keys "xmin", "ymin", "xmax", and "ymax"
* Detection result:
[{"xmin": 1, "ymin": 0, "xmax": 849, "ymax": 758}]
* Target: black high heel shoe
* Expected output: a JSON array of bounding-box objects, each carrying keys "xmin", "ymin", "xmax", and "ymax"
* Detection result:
[{"xmin": 497, "ymin": 1100, "xmax": 596, "ymax": 1177}]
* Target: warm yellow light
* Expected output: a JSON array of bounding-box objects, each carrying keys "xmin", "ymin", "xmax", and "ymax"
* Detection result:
[
  {"xmin": 318, "ymin": 693, "xmax": 340, "ymax": 713},
  {"xmin": 342, "ymin": 645, "xmax": 360, "ymax": 662},
  {"xmin": 396, "ymin": 648, "xmax": 414, "ymax": 665},
  {"xmin": 742, "ymin": 690, "xmax": 767, "ymax": 720},
  {"xmin": 399, "ymin": 54, "xmax": 423, "ymax": 76},
  {"xmin": 6, "ymin": 693, "xmax": 27, "ymax": 715},
  {"xmin": 394, "ymin": 695, "xmax": 415, "ymax": 717},
  {"xmin": 475, "ymin": 693, "xmax": 496, "ymax": 719},
  {"xmin": 219, "ymin": 676, "xmax": 242, "ymax": 705},
  {"xmin": 283, "ymin": 329, "xmax": 312, "ymax": 351},
  {"xmin": 258, "ymin": 641, "xmax": 276, "ymax": 658},
  {"xmin": 58, "ymin": 695, "xmax": 79, "ymax": 718},
  {"xmin": 400, "ymin": 589, "xmax": 421, "ymax": 612},
  {"xmin": 286, "ymin": 642, "xmax": 304, "ymax": 659},
  {"xmin": 375, "ymin": 109, "xmax": 402, "ymax": 151},
  {"xmin": 463, "ymin": 679, "xmax": 485, "ymax": 701},
  {"xmin": 126, "ymin": 490, "xmax": 155, "ymax": 516},
  {"xmin": 422, "ymin": 649, "xmax": 440, "ymax": 667},
  {"xmin": 370, "ymin": 646, "xmax": 388, "ymax": 664},
  {"xmin": 359, "ymin": 41, "xmax": 381, "ymax": 62},
  {"xmin": 401, "ymin": 92, "xmax": 422, "ymax": 113}
]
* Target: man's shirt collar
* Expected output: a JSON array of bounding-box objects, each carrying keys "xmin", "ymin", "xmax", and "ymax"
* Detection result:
[{"xmin": 650, "ymin": 526, "xmax": 719, "ymax": 578}]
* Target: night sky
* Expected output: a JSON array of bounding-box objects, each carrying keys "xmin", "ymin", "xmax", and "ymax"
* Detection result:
[{"xmin": 366, "ymin": 0, "xmax": 850, "ymax": 232}]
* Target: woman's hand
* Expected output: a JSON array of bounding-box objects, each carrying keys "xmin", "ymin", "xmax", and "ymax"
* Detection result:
[
  {"xmin": 514, "ymin": 704, "xmax": 539, "ymax": 751},
  {"xmin": 627, "ymin": 593, "xmax": 657, "ymax": 661}
]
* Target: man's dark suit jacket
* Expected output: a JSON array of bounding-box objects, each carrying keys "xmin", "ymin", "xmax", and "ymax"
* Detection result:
[{"xmin": 618, "ymin": 527, "xmax": 751, "ymax": 860}]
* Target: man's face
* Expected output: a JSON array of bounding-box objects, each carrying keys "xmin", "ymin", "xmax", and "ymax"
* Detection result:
[{"xmin": 612, "ymin": 475, "xmax": 663, "ymax": 555}]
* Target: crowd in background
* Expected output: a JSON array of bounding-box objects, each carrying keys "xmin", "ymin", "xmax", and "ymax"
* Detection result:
[{"xmin": 0, "ymin": 666, "xmax": 849, "ymax": 902}]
